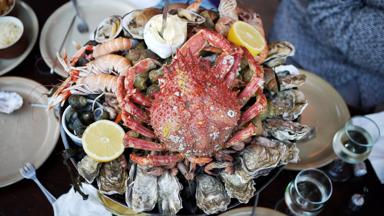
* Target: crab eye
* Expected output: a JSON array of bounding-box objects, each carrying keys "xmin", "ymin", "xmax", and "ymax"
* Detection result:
[{"xmin": 227, "ymin": 110, "xmax": 236, "ymax": 118}]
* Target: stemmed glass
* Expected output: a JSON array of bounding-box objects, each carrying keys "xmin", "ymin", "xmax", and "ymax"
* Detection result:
[
  {"xmin": 326, "ymin": 116, "xmax": 380, "ymax": 182},
  {"xmin": 275, "ymin": 169, "xmax": 333, "ymax": 216}
]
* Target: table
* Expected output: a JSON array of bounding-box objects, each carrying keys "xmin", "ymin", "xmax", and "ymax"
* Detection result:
[{"xmin": 0, "ymin": 1, "xmax": 383, "ymax": 215}]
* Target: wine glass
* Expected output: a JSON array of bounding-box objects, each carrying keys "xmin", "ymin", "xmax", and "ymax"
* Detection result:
[
  {"xmin": 275, "ymin": 169, "xmax": 333, "ymax": 216},
  {"xmin": 326, "ymin": 116, "xmax": 380, "ymax": 182}
]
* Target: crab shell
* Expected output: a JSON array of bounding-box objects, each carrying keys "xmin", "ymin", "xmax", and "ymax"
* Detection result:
[{"xmin": 149, "ymin": 52, "xmax": 241, "ymax": 156}]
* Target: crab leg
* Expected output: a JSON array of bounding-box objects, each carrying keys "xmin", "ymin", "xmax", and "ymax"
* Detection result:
[
  {"xmin": 226, "ymin": 123, "xmax": 259, "ymax": 150},
  {"xmin": 124, "ymin": 99, "xmax": 150, "ymax": 123},
  {"xmin": 204, "ymin": 161, "xmax": 234, "ymax": 175},
  {"xmin": 238, "ymin": 49, "xmax": 265, "ymax": 104},
  {"xmin": 130, "ymin": 153, "xmax": 184, "ymax": 166},
  {"xmin": 239, "ymin": 89, "xmax": 267, "ymax": 125},
  {"xmin": 131, "ymin": 92, "xmax": 151, "ymax": 107},
  {"xmin": 121, "ymin": 110, "xmax": 155, "ymax": 138},
  {"xmin": 124, "ymin": 136, "xmax": 164, "ymax": 151},
  {"xmin": 187, "ymin": 156, "xmax": 213, "ymax": 166}
]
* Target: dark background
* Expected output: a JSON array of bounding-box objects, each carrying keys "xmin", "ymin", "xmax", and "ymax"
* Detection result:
[{"xmin": 0, "ymin": 0, "xmax": 383, "ymax": 215}]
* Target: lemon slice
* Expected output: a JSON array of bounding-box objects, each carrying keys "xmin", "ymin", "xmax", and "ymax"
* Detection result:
[
  {"xmin": 82, "ymin": 120, "xmax": 125, "ymax": 162},
  {"xmin": 227, "ymin": 21, "xmax": 266, "ymax": 57}
]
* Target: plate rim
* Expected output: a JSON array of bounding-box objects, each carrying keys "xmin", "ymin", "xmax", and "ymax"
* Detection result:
[
  {"xmin": 285, "ymin": 70, "xmax": 350, "ymax": 170},
  {"xmin": 218, "ymin": 206, "xmax": 287, "ymax": 216},
  {"xmin": 0, "ymin": 76, "xmax": 60, "ymax": 187},
  {"xmin": 0, "ymin": 1, "xmax": 39, "ymax": 76},
  {"xmin": 39, "ymin": 0, "xmax": 136, "ymax": 78}
]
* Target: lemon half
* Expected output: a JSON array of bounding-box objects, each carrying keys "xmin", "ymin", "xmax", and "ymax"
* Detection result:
[
  {"xmin": 227, "ymin": 21, "xmax": 266, "ymax": 57},
  {"xmin": 82, "ymin": 120, "xmax": 125, "ymax": 162}
]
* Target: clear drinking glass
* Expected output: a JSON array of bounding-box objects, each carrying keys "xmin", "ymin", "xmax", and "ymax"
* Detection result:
[
  {"xmin": 275, "ymin": 169, "xmax": 333, "ymax": 216},
  {"xmin": 327, "ymin": 116, "xmax": 380, "ymax": 181}
]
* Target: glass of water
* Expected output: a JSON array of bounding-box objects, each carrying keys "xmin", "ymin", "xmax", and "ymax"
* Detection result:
[
  {"xmin": 327, "ymin": 116, "xmax": 380, "ymax": 181},
  {"xmin": 275, "ymin": 169, "xmax": 333, "ymax": 216}
]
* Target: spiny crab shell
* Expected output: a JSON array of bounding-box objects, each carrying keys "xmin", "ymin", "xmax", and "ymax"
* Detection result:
[{"xmin": 150, "ymin": 52, "xmax": 241, "ymax": 156}]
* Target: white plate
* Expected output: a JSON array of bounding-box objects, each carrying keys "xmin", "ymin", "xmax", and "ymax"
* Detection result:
[
  {"xmin": 285, "ymin": 70, "xmax": 350, "ymax": 170},
  {"xmin": 219, "ymin": 207, "xmax": 287, "ymax": 216},
  {"xmin": 0, "ymin": 1, "xmax": 39, "ymax": 76},
  {"xmin": 0, "ymin": 77, "xmax": 60, "ymax": 187},
  {"xmin": 39, "ymin": 0, "xmax": 135, "ymax": 77}
]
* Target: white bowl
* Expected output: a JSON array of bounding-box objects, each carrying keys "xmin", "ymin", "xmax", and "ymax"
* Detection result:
[
  {"xmin": 0, "ymin": 16, "xmax": 25, "ymax": 58},
  {"xmin": 61, "ymin": 100, "xmax": 102, "ymax": 146},
  {"xmin": 62, "ymin": 105, "xmax": 82, "ymax": 146}
]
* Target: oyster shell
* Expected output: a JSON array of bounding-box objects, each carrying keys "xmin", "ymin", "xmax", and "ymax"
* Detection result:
[
  {"xmin": 122, "ymin": 8, "xmax": 161, "ymax": 39},
  {"xmin": 0, "ymin": 91, "xmax": 23, "ymax": 114},
  {"xmin": 195, "ymin": 174, "xmax": 230, "ymax": 215},
  {"xmin": 158, "ymin": 171, "xmax": 183, "ymax": 215},
  {"xmin": 77, "ymin": 156, "xmax": 101, "ymax": 183},
  {"xmin": 269, "ymin": 89, "xmax": 308, "ymax": 120},
  {"xmin": 274, "ymin": 65, "xmax": 306, "ymax": 90},
  {"xmin": 263, "ymin": 118, "xmax": 312, "ymax": 141},
  {"xmin": 93, "ymin": 15, "xmax": 123, "ymax": 43},
  {"xmin": 220, "ymin": 170, "xmax": 256, "ymax": 203},
  {"xmin": 126, "ymin": 165, "xmax": 158, "ymax": 212},
  {"xmin": 177, "ymin": 9, "xmax": 206, "ymax": 24},
  {"xmin": 97, "ymin": 158, "xmax": 128, "ymax": 195},
  {"xmin": 236, "ymin": 138, "xmax": 299, "ymax": 182},
  {"xmin": 264, "ymin": 41, "xmax": 295, "ymax": 67}
]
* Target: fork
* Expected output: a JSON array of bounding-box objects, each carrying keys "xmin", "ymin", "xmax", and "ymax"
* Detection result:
[
  {"xmin": 70, "ymin": 0, "xmax": 89, "ymax": 33},
  {"xmin": 19, "ymin": 162, "xmax": 57, "ymax": 205}
]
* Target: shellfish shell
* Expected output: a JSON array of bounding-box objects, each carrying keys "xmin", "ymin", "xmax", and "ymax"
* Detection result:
[
  {"xmin": 77, "ymin": 155, "xmax": 101, "ymax": 183},
  {"xmin": 158, "ymin": 171, "xmax": 183, "ymax": 215},
  {"xmin": 122, "ymin": 8, "xmax": 161, "ymax": 39},
  {"xmin": 195, "ymin": 174, "xmax": 230, "ymax": 215},
  {"xmin": 97, "ymin": 158, "xmax": 128, "ymax": 195},
  {"xmin": 92, "ymin": 15, "xmax": 123, "ymax": 43}
]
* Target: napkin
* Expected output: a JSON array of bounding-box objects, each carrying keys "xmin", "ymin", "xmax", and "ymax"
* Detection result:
[
  {"xmin": 367, "ymin": 111, "xmax": 384, "ymax": 184},
  {"xmin": 53, "ymin": 183, "xmax": 112, "ymax": 216}
]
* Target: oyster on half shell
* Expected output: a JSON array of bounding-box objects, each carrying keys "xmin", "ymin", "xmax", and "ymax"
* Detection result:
[
  {"xmin": 263, "ymin": 118, "xmax": 312, "ymax": 142},
  {"xmin": 126, "ymin": 165, "xmax": 158, "ymax": 212},
  {"xmin": 97, "ymin": 158, "xmax": 128, "ymax": 195},
  {"xmin": 195, "ymin": 174, "xmax": 231, "ymax": 215},
  {"xmin": 220, "ymin": 170, "xmax": 256, "ymax": 203},
  {"xmin": 158, "ymin": 171, "xmax": 183, "ymax": 215}
]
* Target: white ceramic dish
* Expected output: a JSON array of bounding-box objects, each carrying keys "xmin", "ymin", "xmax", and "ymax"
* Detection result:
[
  {"xmin": 0, "ymin": 1, "xmax": 38, "ymax": 75},
  {"xmin": 39, "ymin": 0, "xmax": 135, "ymax": 77},
  {"xmin": 0, "ymin": 77, "xmax": 60, "ymax": 187}
]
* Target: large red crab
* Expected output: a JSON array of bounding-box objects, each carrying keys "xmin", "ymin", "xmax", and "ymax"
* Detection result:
[{"xmin": 118, "ymin": 29, "xmax": 267, "ymax": 177}]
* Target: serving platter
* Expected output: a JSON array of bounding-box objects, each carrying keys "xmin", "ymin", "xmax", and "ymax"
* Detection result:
[
  {"xmin": 39, "ymin": 0, "xmax": 135, "ymax": 77},
  {"xmin": 0, "ymin": 1, "xmax": 39, "ymax": 76},
  {"xmin": 0, "ymin": 77, "xmax": 60, "ymax": 187},
  {"xmin": 286, "ymin": 70, "xmax": 350, "ymax": 170}
]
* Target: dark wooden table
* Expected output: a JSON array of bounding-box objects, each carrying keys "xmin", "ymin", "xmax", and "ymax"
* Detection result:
[{"xmin": 0, "ymin": 1, "xmax": 383, "ymax": 215}]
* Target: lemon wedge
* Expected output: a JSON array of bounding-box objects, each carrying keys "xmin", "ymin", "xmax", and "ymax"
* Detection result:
[
  {"xmin": 82, "ymin": 120, "xmax": 125, "ymax": 162},
  {"xmin": 227, "ymin": 21, "xmax": 266, "ymax": 57}
]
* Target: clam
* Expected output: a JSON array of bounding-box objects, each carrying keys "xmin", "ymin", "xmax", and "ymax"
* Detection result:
[
  {"xmin": 97, "ymin": 158, "xmax": 128, "ymax": 195},
  {"xmin": 92, "ymin": 15, "xmax": 123, "ymax": 43},
  {"xmin": 176, "ymin": 9, "xmax": 206, "ymax": 25},
  {"xmin": 126, "ymin": 165, "xmax": 158, "ymax": 212},
  {"xmin": 0, "ymin": 91, "xmax": 23, "ymax": 114},
  {"xmin": 77, "ymin": 155, "xmax": 101, "ymax": 183},
  {"xmin": 263, "ymin": 118, "xmax": 312, "ymax": 142},
  {"xmin": 195, "ymin": 174, "xmax": 231, "ymax": 215},
  {"xmin": 122, "ymin": 8, "xmax": 161, "ymax": 39},
  {"xmin": 158, "ymin": 171, "xmax": 183, "ymax": 215},
  {"xmin": 264, "ymin": 41, "xmax": 295, "ymax": 67}
]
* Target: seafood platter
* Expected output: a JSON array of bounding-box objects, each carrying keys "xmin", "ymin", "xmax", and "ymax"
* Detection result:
[{"xmin": 50, "ymin": 0, "xmax": 313, "ymax": 214}]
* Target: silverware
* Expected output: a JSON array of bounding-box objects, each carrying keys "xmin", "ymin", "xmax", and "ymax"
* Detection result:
[
  {"xmin": 50, "ymin": 15, "xmax": 76, "ymax": 74},
  {"xmin": 71, "ymin": 0, "xmax": 89, "ymax": 33},
  {"xmin": 19, "ymin": 162, "xmax": 57, "ymax": 205},
  {"xmin": 160, "ymin": 0, "xmax": 169, "ymax": 38}
]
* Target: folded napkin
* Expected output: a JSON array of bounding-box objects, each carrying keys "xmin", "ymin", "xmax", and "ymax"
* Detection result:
[
  {"xmin": 367, "ymin": 111, "xmax": 384, "ymax": 184},
  {"xmin": 53, "ymin": 183, "xmax": 112, "ymax": 216}
]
